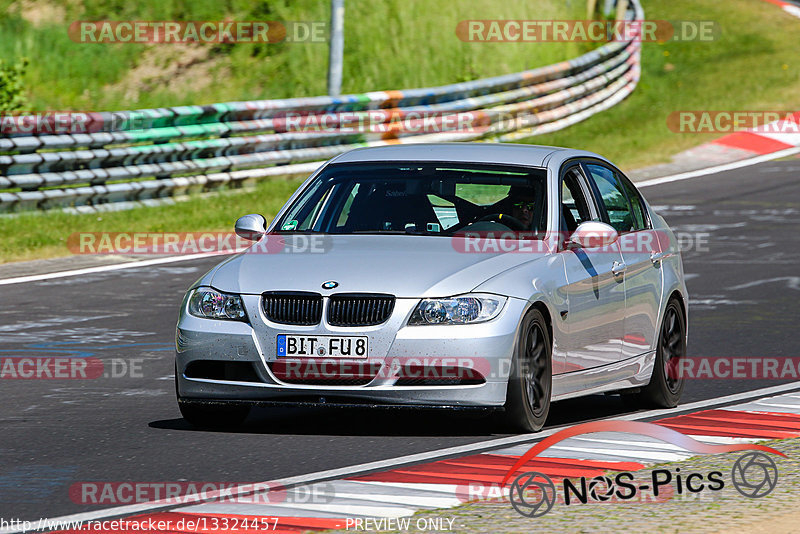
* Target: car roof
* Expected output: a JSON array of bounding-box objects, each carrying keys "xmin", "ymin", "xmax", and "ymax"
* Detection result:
[{"xmin": 332, "ymin": 142, "xmax": 569, "ymax": 168}]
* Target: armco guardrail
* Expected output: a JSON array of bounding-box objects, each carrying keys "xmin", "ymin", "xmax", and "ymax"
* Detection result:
[{"xmin": 0, "ymin": 0, "xmax": 642, "ymax": 213}]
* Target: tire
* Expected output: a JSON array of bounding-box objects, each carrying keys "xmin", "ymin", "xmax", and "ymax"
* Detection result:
[
  {"xmin": 178, "ymin": 401, "xmax": 251, "ymax": 428},
  {"xmin": 175, "ymin": 364, "xmax": 250, "ymax": 428},
  {"xmin": 501, "ymin": 308, "xmax": 552, "ymax": 432},
  {"xmin": 624, "ymin": 298, "xmax": 686, "ymax": 408}
]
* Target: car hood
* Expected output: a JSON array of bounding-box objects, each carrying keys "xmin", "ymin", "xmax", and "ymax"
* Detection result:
[{"xmin": 209, "ymin": 234, "xmax": 544, "ymax": 297}]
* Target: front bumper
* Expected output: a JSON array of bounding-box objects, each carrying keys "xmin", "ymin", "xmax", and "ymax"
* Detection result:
[{"xmin": 175, "ymin": 294, "xmax": 527, "ymax": 407}]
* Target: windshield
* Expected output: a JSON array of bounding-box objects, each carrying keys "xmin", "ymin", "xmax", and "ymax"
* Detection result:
[{"xmin": 275, "ymin": 162, "xmax": 548, "ymax": 236}]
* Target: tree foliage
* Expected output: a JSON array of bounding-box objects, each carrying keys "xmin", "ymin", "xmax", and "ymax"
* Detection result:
[{"xmin": 0, "ymin": 58, "xmax": 28, "ymax": 112}]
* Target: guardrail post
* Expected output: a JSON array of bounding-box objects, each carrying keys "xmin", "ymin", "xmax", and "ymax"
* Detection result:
[
  {"xmin": 616, "ymin": 0, "xmax": 630, "ymax": 21},
  {"xmin": 327, "ymin": 0, "xmax": 345, "ymax": 97},
  {"xmin": 587, "ymin": 0, "xmax": 598, "ymax": 19}
]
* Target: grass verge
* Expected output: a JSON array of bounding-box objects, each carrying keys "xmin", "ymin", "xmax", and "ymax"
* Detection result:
[{"xmin": 0, "ymin": 179, "xmax": 302, "ymax": 263}]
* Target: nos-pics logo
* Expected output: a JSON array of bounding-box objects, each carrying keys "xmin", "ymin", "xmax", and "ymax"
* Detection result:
[{"xmin": 502, "ymin": 420, "xmax": 782, "ymax": 517}]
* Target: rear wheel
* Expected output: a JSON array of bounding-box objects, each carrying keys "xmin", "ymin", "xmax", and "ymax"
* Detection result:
[
  {"xmin": 502, "ymin": 308, "xmax": 552, "ymax": 432},
  {"xmin": 623, "ymin": 298, "xmax": 686, "ymax": 408}
]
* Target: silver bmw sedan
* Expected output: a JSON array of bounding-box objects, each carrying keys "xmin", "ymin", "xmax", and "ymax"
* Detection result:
[{"xmin": 175, "ymin": 143, "xmax": 688, "ymax": 432}]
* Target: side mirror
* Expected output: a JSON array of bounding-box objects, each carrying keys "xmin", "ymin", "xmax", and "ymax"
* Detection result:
[
  {"xmin": 567, "ymin": 221, "xmax": 618, "ymax": 249},
  {"xmin": 234, "ymin": 214, "xmax": 267, "ymax": 241}
]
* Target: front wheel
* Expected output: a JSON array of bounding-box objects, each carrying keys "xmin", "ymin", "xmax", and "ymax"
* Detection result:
[
  {"xmin": 624, "ymin": 298, "xmax": 686, "ymax": 408},
  {"xmin": 502, "ymin": 308, "xmax": 552, "ymax": 432}
]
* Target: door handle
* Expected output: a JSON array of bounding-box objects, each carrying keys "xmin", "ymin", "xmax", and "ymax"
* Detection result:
[
  {"xmin": 612, "ymin": 261, "xmax": 627, "ymax": 277},
  {"xmin": 650, "ymin": 251, "xmax": 670, "ymax": 265}
]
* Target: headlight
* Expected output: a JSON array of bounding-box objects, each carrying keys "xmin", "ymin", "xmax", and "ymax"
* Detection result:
[
  {"xmin": 187, "ymin": 287, "xmax": 247, "ymax": 321},
  {"xmin": 408, "ymin": 294, "xmax": 506, "ymax": 325}
]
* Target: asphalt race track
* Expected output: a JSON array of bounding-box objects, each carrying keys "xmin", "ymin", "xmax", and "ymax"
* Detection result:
[{"xmin": 2, "ymin": 159, "xmax": 799, "ymax": 521}]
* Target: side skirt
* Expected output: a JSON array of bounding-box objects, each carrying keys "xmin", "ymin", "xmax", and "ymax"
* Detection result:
[{"xmin": 551, "ymin": 351, "xmax": 656, "ymax": 402}]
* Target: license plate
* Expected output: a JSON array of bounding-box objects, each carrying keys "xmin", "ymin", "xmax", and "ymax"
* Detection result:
[{"xmin": 276, "ymin": 334, "xmax": 368, "ymax": 358}]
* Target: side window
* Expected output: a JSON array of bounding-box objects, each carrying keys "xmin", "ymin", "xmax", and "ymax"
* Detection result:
[
  {"xmin": 585, "ymin": 164, "xmax": 634, "ymax": 233},
  {"xmin": 561, "ymin": 167, "xmax": 594, "ymax": 233},
  {"xmin": 619, "ymin": 174, "xmax": 648, "ymax": 230}
]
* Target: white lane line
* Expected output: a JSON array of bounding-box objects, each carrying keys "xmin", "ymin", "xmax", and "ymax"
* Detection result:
[
  {"xmin": 540, "ymin": 445, "xmax": 689, "ymax": 463},
  {"xmin": 570, "ymin": 436, "xmax": 699, "ymax": 451},
  {"xmin": 731, "ymin": 402, "xmax": 800, "ymax": 410},
  {"xmin": 683, "ymin": 435, "xmax": 760, "ymax": 444},
  {"xmin": 178, "ymin": 501, "xmax": 417, "ymax": 518},
  {"xmin": 2, "ymin": 145, "xmax": 799, "ymax": 288},
  {"xmin": 783, "ymin": 4, "xmax": 800, "ymax": 19},
  {"xmin": 0, "ymin": 253, "xmax": 222, "ymax": 286},
  {"xmin": 719, "ymin": 391, "xmax": 800, "ymax": 412},
  {"xmin": 185, "ymin": 491, "xmax": 461, "ymax": 514},
  {"xmin": 281, "ymin": 483, "xmax": 463, "ymax": 508},
  {"xmin": 323, "ymin": 480, "xmax": 461, "ymax": 499},
  {"xmin": 570, "ymin": 433, "xmax": 758, "ymax": 446},
  {"xmin": 506, "ymin": 438, "xmax": 693, "ymax": 462},
  {"xmin": 494, "ymin": 434, "xmax": 757, "ymax": 460},
  {"xmin": 9, "ymin": 381, "xmax": 800, "ymax": 533},
  {"xmin": 635, "ymin": 145, "xmax": 800, "ymax": 189},
  {"xmin": 355, "ymin": 481, "xmax": 511, "ymax": 498},
  {"xmin": 353, "ymin": 482, "xmax": 463, "ymax": 495},
  {"xmin": 330, "ymin": 492, "xmax": 461, "ymax": 508}
]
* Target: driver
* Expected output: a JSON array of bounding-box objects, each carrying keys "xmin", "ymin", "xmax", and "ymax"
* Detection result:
[
  {"xmin": 498, "ymin": 185, "xmax": 539, "ymax": 231},
  {"xmin": 510, "ymin": 197, "xmax": 536, "ymax": 230}
]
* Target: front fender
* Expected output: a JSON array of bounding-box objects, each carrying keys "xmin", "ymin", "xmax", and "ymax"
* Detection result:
[{"xmin": 474, "ymin": 253, "xmax": 568, "ymax": 373}]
